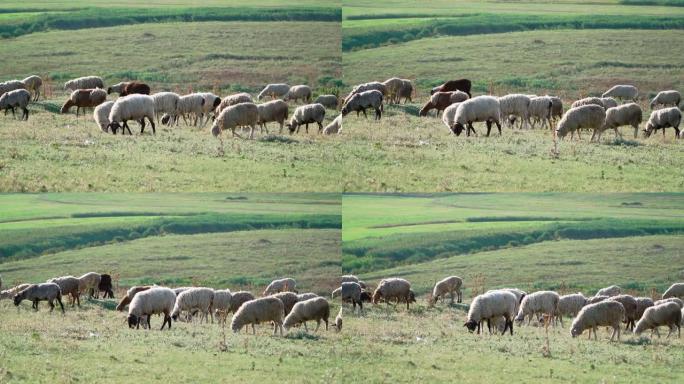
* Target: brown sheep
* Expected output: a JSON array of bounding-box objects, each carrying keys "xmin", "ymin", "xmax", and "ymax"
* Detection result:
[
  {"xmin": 419, "ymin": 91, "xmax": 468, "ymax": 117},
  {"xmin": 430, "ymin": 79, "xmax": 472, "ymax": 97},
  {"xmin": 107, "ymin": 81, "xmax": 151, "ymax": 96},
  {"xmin": 60, "ymin": 88, "xmax": 107, "ymax": 116}
]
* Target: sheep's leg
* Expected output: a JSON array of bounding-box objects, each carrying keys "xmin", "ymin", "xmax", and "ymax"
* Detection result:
[
  {"xmin": 317, "ymin": 121, "xmax": 323, "ymax": 133},
  {"xmin": 675, "ymin": 127, "xmax": 681, "ymax": 139},
  {"xmin": 305, "ymin": 123, "xmax": 309, "ymax": 134},
  {"xmin": 375, "ymin": 106, "xmax": 381, "ymax": 120},
  {"xmin": 449, "ymin": 291, "xmax": 455, "ymax": 304},
  {"xmin": 248, "ymin": 125, "xmax": 255, "ymax": 139},
  {"xmin": 252, "ymin": 324, "xmax": 256, "ymax": 335},
  {"xmin": 361, "ymin": 109, "xmax": 368, "ymax": 119},
  {"xmin": 149, "ymin": 117, "xmax": 156, "ymax": 135},
  {"xmin": 485, "ymin": 120, "xmax": 493, "ymax": 137},
  {"xmin": 23, "ymin": 107, "xmax": 29, "ymax": 120}
]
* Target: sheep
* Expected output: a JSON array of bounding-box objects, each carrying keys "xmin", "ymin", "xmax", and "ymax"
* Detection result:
[
  {"xmin": 93, "ymin": 101, "xmax": 115, "ymax": 132},
  {"xmin": 107, "ymin": 81, "xmax": 151, "ymax": 97},
  {"xmin": 211, "ymin": 102, "xmax": 259, "ymax": 139},
  {"xmin": 602, "ymin": 85, "xmax": 638, "ymax": 101},
  {"xmin": 341, "ymin": 275, "xmax": 360, "ymax": 284},
  {"xmin": 396, "ymin": 79, "xmax": 414, "ymax": 104},
  {"xmin": 116, "ymin": 285, "xmax": 152, "ymax": 311},
  {"xmin": 77, "ymin": 272, "xmax": 101, "ymax": 299},
  {"xmin": 212, "ymin": 289, "xmax": 233, "ymax": 325},
  {"xmin": 21, "ymin": 75, "xmax": 42, "ymax": 101},
  {"xmin": 570, "ymin": 300, "xmax": 625, "ymax": 341},
  {"xmin": 383, "ymin": 77, "xmax": 404, "ymax": 104},
  {"xmin": 283, "ymin": 85, "xmax": 312, "ymax": 103},
  {"xmin": 127, "ymin": 287, "xmax": 176, "ymax": 330},
  {"xmin": 431, "ymin": 276, "xmax": 463, "ymax": 305},
  {"xmin": 595, "ymin": 285, "xmax": 621, "ymax": 297},
  {"xmin": 230, "ymin": 296, "xmax": 285, "ymax": 335},
  {"xmin": 549, "ymin": 96, "xmax": 563, "ymax": 123},
  {"xmin": 571, "ymin": 97, "xmax": 605, "ymax": 110},
  {"xmin": 98, "ymin": 274, "xmax": 114, "ymax": 299},
  {"xmin": 0, "ymin": 80, "xmax": 26, "ymax": 98},
  {"xmin": 197, "ymin": 92, "xmax": 222, "ymax": 126},
  {"xmin": 599, "ymin": 97, "xmax": 618, "ymax": 110},
  {"xmin": 527, "ymin": 96, "xmax": 553, "ymax": 129},
  {"xmin": 297, "ymin": 292, "xmax": 318, "ymax": 301},
  {"xmin": 650, "ymin": 90, "xmax": 681, "ymax": 110},
  {"xmin": 341, "ymin": 282, "xmax": 365, "ymax": 312},
  {"xmin": 441, "ymin": 102, "xmax": 462, "ymax": 133},
  {"xmin": 323, "ymin": 114, "xmax": 343, "ymax": 134},
  {"xmin": 609, "ymin": 294, "xmax": 638, "ymax": 331},
  {"xmin": 451, "ymin": 95, "xmax": 502, "ymax": 137},
  {"xmin": 601, "ymin": 103, "xmax": 643, "ymax": 140},
  {"xmin": 256, "ymin": 99, "xmax": 288, "ymax": 133},
  {"xmin": 643, "ymin": 106, "xmax": 681, "ymax": 139},
  {"xmin": 263, "ymin": 277, "xmax": 297, "ymax": 296},
  {"xmin": 173, "ymin": 287, "xmax": 192, "ymax": 296},
  {"xmin": 314, "ymin": 94, "xmax": 338, "ymax": 109},
  {"xmin": 333, "ymin": 307, "xmax": 343, "ymax": 332},
  {"xmin": 64, "ymin": 76, "xmax": 104, "ymax": 91},
  {"xmin": 287, "ymin": 103, "xmax": 327, "ymax": 133},
  {"xmin": 1, "ymin": 283, "xmax": 31, "ymax": 300},
  {"xmin": 0, "ymin": 89, "xmax": 31, "ymax": 120},
  {"xmin": 499, "ymin": 94, "xmax": 531, "ymax": 129},
  {"xmin": 270, "ymin": 291, "xmax": 299, "ymax": 316},
  {"xmin": 663, "ymin": 283, "xmax": 684, "ymax": 300},
  {"xmin": 634, "ymin": 302, "xmax": 681, "ymax": 338},
  {"xmin": 228, "ymin": 291, "xmax": 256, "ymax": 313},
  {"xmin": 283, "ymin": 297, "xmax": 330, "ymax": 332},
  {"xmin": 152, "ymin": 92, "xmax": 180, "ymax": 125},
  {"xmin": 13, "ymin": 283, "xmax": 64, "ymax": 313},
  {"xmin": 515, "ymin": 291, "xmax": 560, "ymax": 326},
  {"xmin": 430, "ymin": 79, "xmax": 472, "ymax": 97},
  {"xmin": 464, "ymin": 290, "xmax": 517, "ymax": 335},
  {"xmin": 171, "ymin": 287, "xmax": 215, "ymax": 324},
  {"xmin": 419, "ymin": 91, "xmax": 468, "ymax": 117},
  {"xmin": 372, "ymin": 278, "xmax": 413, "ymax": 310},
  {"xmin": 47, "ymin": 276, "xmax": 81, "ymax": 307},
  {"xmin": 331, "ymin": 287, "xmax": 342, "ymax": 299},
  {"xmin": 343, "ymin": 81, "xmax": 387, "ymax": 104},
  {"xmin": 655, "ymin": 298, "xmax": 684, "ymax": 309},
  {"xmin": 257, "ymin": 83, "xmax": 290, "ymax": 101},
  {"xmin": 555, "ymin": 293, "xmax": 587, "ymax": 327},
  {"xmin": 60, "ymin": 88, "xmax": 107, "ymax": 117},
  {"xmin": 555, "ymin": 104, "xmax": 606, "ymax": 140},
  {"xmin": 587, "ymin": 295, "xmax": 609, "ymax": 305},
  {"xmin": 215, "ymin": 93, "xmax": 253, "ymax": 115},
  {"xmin": 176, "ymin": 93, "xmax": 205, "ymax": 126},
  {"xmin": 341, "ymin": 90, "xmax": 383, "ymax": 120},
  {"xmin": 108, "ymin": 94, "xmax": 156, "ymax": 135},
  {"xmin": 635, "ymin": 297, "xmax": 654, "ymax": 319}
]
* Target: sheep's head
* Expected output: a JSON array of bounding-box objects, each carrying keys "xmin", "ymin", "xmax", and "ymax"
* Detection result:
[
  {"xmin": 360, "ymin": 290, "xmax": 372, "ymax": 303},
  {"xmin": 555, "ymin": 123, "xmax": 570, "ymax": 139},
  {"xmin": 418, "ymin": 104, "xmax": 431, "ymax": 117},
  {"xmin": 371, "ymin": 290, "xmax": 382, "ymax": 304},
  {"xmin": 463, "ymin": 320, "xmax": 478, "ymax": 333},
  {"xmin": 12, "ymin": 294, "xmax": 22, "ymax": 306},
  {"xmin": 212, "ymin": 98, "xmax": 221, "ymax": 108},
  {"xmin": 211, "ymin": 123, "xmax": 221, "ymax": 138},
  {"xmin": 107, "ymin": 87, "xmax": 114, "ymax": 95},
  {"xmin": 451, "ymin": 122, "xmax": 465, "ymax": 136},
  {"xmin": 127, "ymin": 314, "xmax": 139, "ymax": 329},
  {"xmin": 570, "ymin": 324, "xmax": 582, "ymax": 338},
  {"xmin": 161, "ymin": 114, "xmax": 172, "ymax": 125},
  {"xmin": 643, "ymin": 123, "xmax": 655, "ymax": 138},
  {"xmin": 407, "ymin": 290, "xmax": 416, "ymax": 303},
  {"xmin": 286, "ymin": 119, "xmax": 299, "ymax": 134},
  {"xmin": 59, "ymin": 100, "xmax": 74, "ymax": 114},
  {"xmin": 107, "ymin": 122, "xmax": 121, "ymax": 135}
]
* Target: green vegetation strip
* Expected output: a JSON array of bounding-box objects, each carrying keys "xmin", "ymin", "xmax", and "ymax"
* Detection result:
[{"xmin": 620, "ymin": 0, "xmax": 684, "ymax": 6}]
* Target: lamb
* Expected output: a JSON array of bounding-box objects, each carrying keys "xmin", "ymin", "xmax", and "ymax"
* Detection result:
[
  {"xmin": 230, "ymin": 296, "xmax": 285, "ymax": 335},
  {"xmin": 323, "ymin": 114, "xmax": 343, "ymax": 134},
  {"xmin": 21, "ymin": 75, "xmax": 42, "ymax": 101},
  {"xmin": 663, "ymin": 283, "xmax": 684, "ymax": 299},
  {"xmin": 13, "ymin": 283, "xmax": 64, "ymax": 313},
  {"xmin": 451, "ymin": 95, "xmax": 502, "ymax": 137},
  {"xmin": 341, "ymin": 282, "xmax": 365, "ymax": 312},
  {"xmin": 0, "ymin": 80, "xmax": 26, "ymax": 98},
  {"xmin": 211, "ymin": 102, "xmax": 259, "ymax": 139},
  {"xmin": 419, "ymin": 91, "xmax": 468, "ymax": 117},
  {"xmin": 601, "ymin": 103, "xmax": 643, "ymax": 139},
  {"xmin": 60, "ymin": 88, "xmax": 107, "ymax": 117},
  {"xmin": 270, "ymin": 291, "xmax": 299, "ymax": 316},
  {"xmin": 93, "ymin": 101, "xmax": 115, "ymax": 132},
  {"xmin": 634, "ymin": 302, "xmax": 681, "ymax": 338},
  {"xmin": 609, "ymin": 294, "xmax": 638, "ymax": 331},
  {"xmin": 263, "ymin": 277, "xmax": 297, "ymax": 296},
  {"xmin": 602, "ymin": 85, "xmax": 638, "ymax": 101},
  {"xmin": 571, "ymin": 97, "xmax": 606, "ymax": 110},
  {"xmin": 0, "ymin": 89, "xmax": 31, "ymax": 120},
  {"xmin": 555, "ymin": 104, "xmax": 606, "ymax": 140},
  {"xmin": 396, "ymin": 79, "xmax": 414, "ymax": 104},
  {"xmin": 655, "ymin": 298, "xmax": 684, "ymax": 309},
  {"xmin": 372, "ymin": 278, "xmax": 413, "ymax": 310},
  {"xmin": 341, "ymin": 90, "xmax": 383, "ymax": 120},
  {"xmin": 175, "ymin": 93, "xmax": 205, "ymax": 126},
  {"xmin": 595, "ymin": 285, "xmax": 621, "ymax": 297},
  {"xmin": 171, "ymin": 287, "xmax": 215, "ymax": 324},
  {"xmin": 527, "ymin": 96, "xmax": 553, "ymax": 129},
  {"xmin": 635, "ymin": 297, "xmax": 654, "ymax": 320},
  {"xmin": 314, "ymin": 94, "xmax": 339, "ymax": 109},
  {"xmin": 283, "ymin": 297, "xmax": 330, "ymax": 332},
  {"xmin": 650, "ymin": 90, "xmax": 681, "ymax": 110},
  {"xmin": 127, "ymin": 287, "xmax": 176, "ymax": 330},
  {"xmin": 1, "ymin": 283, "xmax": 31, "ymax": 300},
  {"xmin": 430, "ymin": 79, "xmax": 472, "ymax": 97},
  {"xmin": 151, "ymin": 92, "xmax": 180, "ymax": 125},
  {"xmin": 431, "ymin": 276, "xmax": 463, "ymax": 304},
  {"xmin": 108, "ymin": 94, "xmax": 156, "ymax": 135},
  {"xmin": 64, "ymin": 76, "xmax": 104, "ymax": 91},
  {"xmin": 116, "ymin": 285, "xmax": 152, "ymax": 311},
  {"xmin": 215, "ymin": 93, "xmax": 253, "ymax": 115},
  {"xmin": 228, "ymin": 291, "xmax": 256, "ymax": 313},
  {"xmin": 333, "ymin": 307, "xmax": 343, "ymax": 332},
  {"xmin": 555, "ymin": 293, "xmax": 587, "ymax": 327},
  {"xmin": 283, "ymin": 85, "xmax": 312, "ymax": 103},
  {"xmin": 499, "ymin": 94, "xmax": 531, "ymax": 129},
  {"xmin": 212, "ymin": 289, "xmax": 233, "ymax": 324},
  {"xmin": 256, "ymin": 99, "xmax": 288, "ymax": 133},
  {"xmin": 643, "ymin": 106, "xmax": 681, "ymax": 139},
  {"xmin": 107, "ymin": 81, "xmax": 151, "ymax": 97},
  {"xmin": 77, "ymin": 272, "xmax": 101, "ymax": 299},
  {"xmin": 515, "ymin": 291, "xmax": 560, "ymax": 326},
  {"xmin": 464, "ymin": 290, "xmax": 517, "ymax": 335},
  {"xmin": 587, "ymin": 295, "xmax": 609, "ymax": 305},
  {"xmin": 47, "ymin": 276, "xmax": 81, "ymax": 307},
  {"xmin": 98, "ymin": 273, "xmax": 114, "ymax": 299},
  {"xmin": 382, "ymin": 77, "xmax": 403, "ymax": 104},
  {"xmin": 287, "ymin": 103, "xmax": 327, "ymax": 133},
  {"xmin": 257, "ymin": 83, "xmax": 290, "ymax": 101},
  {"xmin": 570, "ymin": 300, "xmax": 625, "ymax": 341},
  {"xmin": 344, "ymin": 81, "xmax": 387, "ymax": 104},
  {"xmin": 599, "ymin": 97, "xmax": 618, "ymax": 110}
]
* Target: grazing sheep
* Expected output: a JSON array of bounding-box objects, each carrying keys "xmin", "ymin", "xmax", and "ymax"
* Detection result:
[
  {"xmin": 230, "ymin": 297, "xmax": 285, "ymax": 335},
  {"xmin": 650, "ymin": 90, "xmax": 681, "ymax": 110},
  {"xmin": 372, "ymin": 278, "xmax": 413, "ymax": 310},
  {"xmin": 152, "ymin": 92, "xmax": 180, "ymax": 125},
  {"xmin": 284, "ymin": 85, "xmax": 312, "ymax": 103},
  {"xmin": 13, "ymin": 283, "xmax": 64, "ymax": 313},
  {"xmin": 601, "ymin": 103, "xmax": 643, "ymax": 139},
  {"xmin": 515, "ymin": 291, "xmax": 560, "ymax": 326},
  {"xmin": 602, "ymin": 85, "xmax": 638, "ymax": 101},
  {"xmin": 0, "ymin": 80, "xmax": 26, "ymax": 99},
  {"xmin": 108, "ymin": 94, "xmax": 156, "ymax": 135},
  {"xmin": 1, "ymin": 283, "xmax": 31, "ymax": 300},
  {"xmin": 257, "ymin": 83, "xmax": 290, "ymax": 101},
  {"xmin": 599, "ymin": 97, "xmax": 618, "ymax": 110},
  {"xmin": 0, "ymin": 89, "xmax": 31, "ymax": 120},
  {"xmin": 173, "ymin": 287, "xmax": 192, "ymax": 296},
  {"xmin": 323, "ymin": 114, "xmax": 343, "ymax": 134},
  {"xmin": 595, "ymin": 285, "xmax": 622, "ymax": 297},
  {"xmin": 663, "ymin": 283, "xmax": 684, "ymax": 300},
  {"xmin": 263, "ymin": 278, "xmax": 297, "ymax": 296},
  {"xmin": 297, "ymin": 293, "xmax": 318, "ymax": 301},
  {"xmin": 21, "ymin": 75, "xmax": 42, "ymax": 101},
  {"xmin": 331, "ymin": 287, "xmax": 341, "ymax": 299},
  {"xmin": 77, "ymin": 272, "xmax": 101, "ymax": 299},
  {"xmin": 93, "ymin": 101, "xmax": 115, "ymax": 132},
  {"xmin": 283, "ymin": 297, "xmax": 330, "ymax": 332},
  {"xmin": 643, "ymin": 107, "xmax": 681, "ymax": 139},
  {"xmin": 98, "ymin": 274, "xmax": 114, "ymax": 299},
  {"xmin": 571, "ymin": 97, "xmax": 606, "ymax": 110},
  {"xmin": 229, "ymin": 291, "xmax": 256, "ymax": 313},
  {"xmin": 197, "ymin": 92, "xmax": 222, "ymax": 126},
  {"xmin": 430, "ymin": 79, "xmax": 472, "ymax": 97},
  {"xmin": 499, "ymin": 94, "xmax": 531, "ymax": 129},
  {"xmin": 431, "ymin": 276, "xmax": 463, "ymax": 304},
  {"xmin": 383, "ymin": 77, "xmax": 404, "ymax": 104},
  {"xmin": 60, "ymin": 88, "xmax": 107, "ymax": 117},
  {"xmin": 441, "ymin": 102, "xmax": 462, "ymax": 133},
  {"xmin": 587, "ymin": 295, "xmax": 609, "ymax": 305},
  {"xmin": 215, "ymin": 93, "xmax": 253, "ymax": 115},
  {"xmin": 333, "ymin": 307, "xmax": 343, "ymax": 332},
  {"xmin": 419, "ymin": 91, "xmax": 468, "ymax": 117},
  {"xmin": 570, "ymin": 300, "xmax": 625, "ymax": 341},
  {"xmin": 464, "ymin": 290, "xmax": 517, "ymax": 335},
  {"xmin": 116, "ymin": 285, "xmax": 152, "ymax": 311},
  {"xmin": 270, "ymin": 291, "xmax": 299, "ymax": 316},
  {"xmin": 555, "ymin": 104, "xmax": 606, "ymax": 140},
  {"xmin": 48, "ymin": 276, "xmax": 81, "ymax": 307},
  {"xmin": 344, "ymin": 81, "xmax": 387, "ymax": 104},
  {"xmin": 634, "ymin": 302, "xmax": 681, "ymax": 338},
  {"xmin": 635, "ymin": 297, "xmax": 655, "ymax": 320},
  {"xmin": 127, "ymin": 287, "xmax": 176, "ymax": 330},
  {"xmin": 212, "ymin": 289, "xmax": 233, "ymax": 325},
  {"xmin": 609, "ymin": 294, "xmax": 638, "ymax": 331},
  {"xmin": 171, "ymin": 287, "xmax": 215, "ymax": 324},
  {"xmin": 527, "ymin": 96, "xmax": 553, "ymax": 129},
  {"xmin": 314, "ymin": 94, "xmax": 338, "ymax": 109},
  {"xmin": 176, "ymin": 93, "xmax": 205, "ymax": 126},
  {"xmin": 451, "ymin": 95, "xmax": 502, "ymax": 137},
  {"xmin": 341, "ymin": 282, "xmax": 365, "ymax": 312},
  {"xmin": 287, "ymin": 103, "xmax": 327, "ymax": 133},
  {"xmin": 549, "ymin": 96, "xmax": 563, "ymax": 123},
  {"xmin": 256, "ymin": 99, "xmax": 288, "ymax": 133},
  {"xmin": 64, "ymin": 76, "xmax": 104, "ymax": 91},
  {"xmin": 211, "ymin": 102, "xmax": 259, "ymax": 139},
  {"xmin": 555, "ymin": 293, "xmax": 587, "ymax": 327},
  {"xmin": 396, "ymin": 79, "xmax": 414, "ymax": 104},
  {"xmin": 655, "ymin": 298, "xmax": 684, "ymax": 309},
  {"xmin": 341, "ymin": 90, "xmax": 383, "ymax": 120},
  {"xmin": 107, "ymin": 82, "xmax": 151, "ymax": 96}
]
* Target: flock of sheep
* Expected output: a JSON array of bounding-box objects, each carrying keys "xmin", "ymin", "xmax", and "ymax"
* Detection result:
[{"xmin": 2, "ymin": 272, "xmax": 682, "ymax": 342}]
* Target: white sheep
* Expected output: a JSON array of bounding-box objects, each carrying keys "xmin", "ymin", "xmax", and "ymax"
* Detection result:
[
  {"xmin": 599, "ymin": 97, "xmax": 618, "ymax": 110},
  {"xmin": 171, "ymin": 287, "xmax": 215, "ymax": 323},
  {"xmin": 372, "ymin": 278, "xmax": 414, "ymax": 310},
  {"xmin": 555, "ymin": 293, "xmax": 587, "ymax": 327},
  {"xmin": 602, "ymin": 85, "xmax": 638, "ymax": 101},
  {"xmin": 0, "ymin": 89, "xmax": 31, "ymax": 120},
  {"xmin": 643, "ymin": 106, "xmax": 681, "ymax": 139},
  {"xmin": 527, "ymin": 96, "xmax": 553, "ymax": 129},
  {"xmin": 587, "ymin": 295, "xmax": 608, "ymax": 305},
  {"xmin": 341, "ymin": 90, "xmax": 383, "ymax": 120},
  {"xmin": 176, "ymin": 93, "xmax": 205, "ymax": 126},
  {"xmin": 595, "ymin": 285, "xmax": 621, "ymax": 297},
  {"xmin": 602, "ymin": 103, "xmax": 643, "ymax": 139},
  {"xmin": 283, "ymin": 297, "xmax": 330, "ymax": 332},
  {"xmin": 1, "ymin": 283, "xmax": 31, "ymax": 301},
  {"xmin": 211, "ymin": 102, "xmax": 259, "ymax": 139},
  {"xmin": 230, "ymin": 296, "xmax": 285, "ymax": 335},
  {"xmin": 499, "ymin": 94, "xmax": 531, "ymax": 129},
  {"xmin": 333, "ymin": 307, "xmax": 343, "ymax": 332},
  {"xmin": 464, "ymin": 290, "xmax": 517, "ymax": 335},
  {"xmin": 570, "ymin": 300, "xmax": 625, "ymax": 341},
  {"xmin": 93, "ymin": 101, "xmax": 115, "ymax": 133},
  {"xmin": 555, "ymin": 104, "xmax": 606, "ymax": 140},
  {"xmin": 283, "ymin": 85, "xmax": 312, "ymax": 103},
  {"xmin": 229, "ymin": 291, "xmax": 256, "ymax": 313},
  {"xmin": 344, "ymin": 81, "xmax": 387, "ymax": 104},
  {"xmin": 635, "ymin": 297, "xmax": 654, "ymax": 320},
  {"xmin": 13, "ymin": 283, "xmax": 64, "ymax": 313},
  {"xmin": 0, "ymin": 80, "xmax": 26, "ymax": 98},
  {"xmin": 452, "ymin": 95, "xmax": 501, "ymax": 137},
  {"xmin": 382, "ymin": 77, "xmax": 403, "ymax": 104},
  {"xmin": 198, "ymin": 92, "xmax": 221, "ymax": 126},
  {"xmin": 270, "ymin": 291, "xmax": 299, "ymax": 316},
  {"xmin": 152, "ymin": 92, "xmax": 180, "ymax": 125},
  {"xmin": 212, "ymin": 289, "xmax": 233, "ymax": 324},
  {"xmin": 571, "ymin": 97, "xmax": 605, "ymax": 110},
  {"xmin": 609, "ymin": 294, "xmax": 638, "ymax": 330},
  {"xmin": 441, "ymin": 102, "xmax": 462, "ymax": 133},
  {"xmin": 256, "ymin": 99, "xmax": 288, "ymax": 133},
  {"xmin": 297, "ymin": 293, "xmax": 318, "ymax": 301},
  {"xmin": 331, "ymin": 287, "xmax": 342, "ymax": 299},
  {"xmin": 77, "ymin": 272, "xmax": 101, "ymax": 299},
  {"xmin": 257, "ymin": 83, "xmax": 290, "ymax": 101},
  {"xmin": 21, "ymin": 75, "xmax": 42, "ymax": 101},
  {"xmin": 64, "ymin": 76, "xmax": 104, "ymax": 91},
  {"xmin": 515, "ymin": 291, "xmax": 560, "ymax": 326},
  {"xmin": 655, "ymin": 298, "xmax": 684, "ymax": 309},
  {"xmin": 116, "ymin": 286, "xmax": 153, "ymax": 311},
  {"xmin": 396, "ymin": 79, "xmax": 414, "ymax": 104},
  {"xmin": 47, "ymin": 276, "xmax": 81, "ymax": 307},
  {"xmin": 663, "ymin": 283, "xmax": 684, "ymax": 300},
  {"xmin": 263, "ymin": 277, "xmax": 297, "ymax": 296},
  {"xmin": 323, "ymin": 114, "xmax": 343, "ymax": 135},
  {"xmin": 650, "ymin": 90, "xmax": 681, "ymax": 110},
  {"xmin": 341, "ymin": 282, "xmax": 364, "ymax": 312},
  {"xmin": 287, "ymin": 103, "xmax": 326, "ymax": 134},
  {"xmin": 108, "ymin": 94, "xmax": 156, "ymax": 135},
  {"xmin": 431, "ymin": 276, "xmax": 463, "ymax": 304},
  {"xmin": 215, "ymin": 93, "xmax": 253, "ymax": 115},
  {"xmin": 634, "ymin": 302, "xmax": 681, "ymax": 338},
  {"xmin": 127, "ymin": 287, "xmax": 176, "ymax": 330},
  {"xmin": 314, "ymin": 94, "xmax": 338, "ymax": 109}
]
